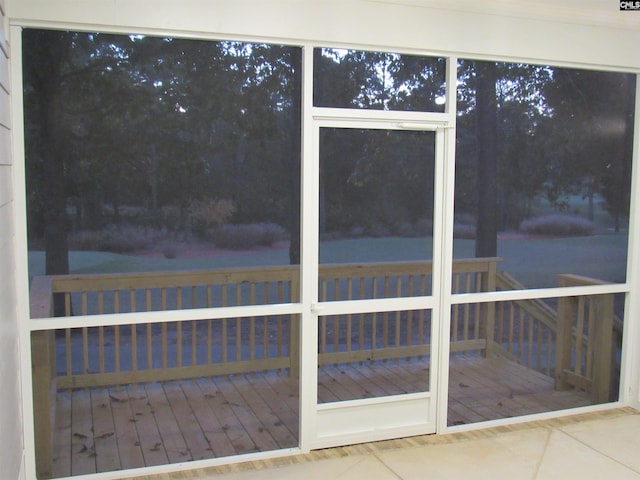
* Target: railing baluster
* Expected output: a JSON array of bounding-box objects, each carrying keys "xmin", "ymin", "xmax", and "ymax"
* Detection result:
[
  {"xmin": 147, "ymin": 323, "xmax": 152, "ymax": 370},
  {"xmin": 114, "ymin": 325, "xmax": 121, "ymax": 373},
  {"xmin": 498, "ymin": 303, "xmax": 505, "ymax": 350},
  {"xmin": 65, "ymin": 329, "xmax": 72, "ymax": 376},
  {"xmin": 264, "ymin": 283, "xmax": 270, "ymax": 360},
  {"xmin": 207, "ymin": 319, "xmax": 212, "ymax": 365},
  {"xmin": 527, "ymin": 314, "xmax": 534, "ymax": 368},
  {"xmin": 546, "ymin": 327, "xmax": 553, "ymax": 377},
  {"xmin": 82, "ymin": 327, "xmax": 89, "ymax": 374},
  {"xmin": 98, "ymin": 326, "xmax": 105, "ymax": 374},
  {"xmin": 131, "ymin": 323, "xmax": 138, "ymax": 372},
  {"xmin": 177, "ymin": 321, "xmax": 183, "ymax": 368},
  {"xmin": 250, "ymin": 317, "xmax": 256, "ymax": 362},
  {"xmin": 161, "ymin": 322, "xmax": 167, "ymax": 369},
  {"xmin": 65, "ymin": 293, "xmax": 71, "ymax": 316},
  {"xmin": 192, "ymin": 320, "xmax": 197, "ymax": 366},
  {"xmin": 81, "ymin": 292, "xmax": 87, "ymax": 315},
  {"xmin": 130, "ymin": 289, "xmax": 136, "ymax": 312},
  {"xmin": 508, "ymin": 302, "xmax": 515, "ymax": 354},
  {"xmin": 518, "ymin": 308, "xmax": 524, "ymax": 361},
  {"xmin": 537, "ymin": 325, "xmax": 543, "ymax": 373},
  {"xmin": 586, "ymin": 298, "xmax": 596, "ymax": 379},
  {"xmin": 576, "ymin": 297, "xmax": 586, "ymax": 376},
  {"xmin": 383, "ymin": 277, "xmax": 390, "ymax": 350}
]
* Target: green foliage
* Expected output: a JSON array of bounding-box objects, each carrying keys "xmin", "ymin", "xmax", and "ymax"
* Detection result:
[{"xmin": 22, "ymin": 29, "xmax": 635, "ymax": 278}]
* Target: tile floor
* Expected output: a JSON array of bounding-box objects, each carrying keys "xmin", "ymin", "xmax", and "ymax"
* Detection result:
[{"xmin": 136, "ymin": 408, "xmax": 640, "ymax": 480}]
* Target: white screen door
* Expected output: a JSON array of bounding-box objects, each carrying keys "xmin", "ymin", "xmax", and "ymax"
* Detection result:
[{"xmin": 307, "ymin": 115, "xmax": 447, "ymax": 448}]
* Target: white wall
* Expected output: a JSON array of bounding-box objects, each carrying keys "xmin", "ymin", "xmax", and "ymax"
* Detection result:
[
  {"xmin": 0, "ymin": 0, "xmax": 23, "ymax": 479},
  {"xmin": 7, "ymin": 0, "xmax": 640, "ymax": 70}
]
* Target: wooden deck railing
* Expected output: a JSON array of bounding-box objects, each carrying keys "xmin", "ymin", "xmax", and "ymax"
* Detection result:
[
  {"xmin": 492, "ymin": 272, "xmax": 559, "ymax": 376},
  {"xmin": 31, "ymin": 259, "xmax": 501, "ymax": 387},
  {"xmin": 554, "ymin": 274, "xmax": 619, "ymax": 404},
  {"xmin": 29, "ymin": 257, "xmax": 619, "ymax": 478}
]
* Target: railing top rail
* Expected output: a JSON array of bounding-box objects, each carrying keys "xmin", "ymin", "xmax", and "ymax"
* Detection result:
[
  {"xmin": 41, "ymin": 257, "xmax": 504, "ymax": 293},
  {"xmin": 48, "ymin": 264, "xmax": 299, "ymax": 292},
  {"xmin": 557, "ymin": 273, "xmax": 613, "ymax": 288}
]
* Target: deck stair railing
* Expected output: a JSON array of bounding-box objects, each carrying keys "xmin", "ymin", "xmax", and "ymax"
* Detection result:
[{"xmin": 554, "ymin": 274, "xmax": 619, "ymax": 404}]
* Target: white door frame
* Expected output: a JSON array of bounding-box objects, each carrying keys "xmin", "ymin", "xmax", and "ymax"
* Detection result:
[{"xmin": 302, "ymin": 108, "xmax": 451, "ymax": 449}]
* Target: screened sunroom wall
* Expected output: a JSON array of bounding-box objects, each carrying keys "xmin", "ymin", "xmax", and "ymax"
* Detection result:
[{"xmin": 6, "ymin": 1, "xmax": 640, "ymax": 479}]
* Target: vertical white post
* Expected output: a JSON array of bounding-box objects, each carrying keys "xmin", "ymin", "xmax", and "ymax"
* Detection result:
[
  {"xmin": 11, "ymin": 25, "xmax": 38, "ymax": 480},
  {"xmin": 620, "ymin": 74, "xmax": 640, "ymax": 408},
  {"xmin": 298, "ymin": 44, "xmax": 319, "ymax": 452},
  {"xmin": 435, "ymin": 55, "xmax": 458, "ymax": 433}
]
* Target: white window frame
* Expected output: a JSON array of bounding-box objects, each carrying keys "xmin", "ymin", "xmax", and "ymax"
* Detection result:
[{"xmin": 10, "ymin": 20, "xmax": 640, "ymax": 480}]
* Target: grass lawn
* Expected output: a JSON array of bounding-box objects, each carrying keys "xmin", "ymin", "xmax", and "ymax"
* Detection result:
[{"xmin": 28, "ymin": 234, "xmax": 628, "ymax": 290}]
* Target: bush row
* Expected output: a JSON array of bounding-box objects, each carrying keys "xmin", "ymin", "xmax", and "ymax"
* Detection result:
[{"xmin": 518, "ymin": 214, "xmax": 595, "ymax": 237}]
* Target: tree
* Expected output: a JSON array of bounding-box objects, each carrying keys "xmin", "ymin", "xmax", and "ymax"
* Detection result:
[{"xmin": 23, "ymin": 30, "xmax": 73, "ymax": 288}]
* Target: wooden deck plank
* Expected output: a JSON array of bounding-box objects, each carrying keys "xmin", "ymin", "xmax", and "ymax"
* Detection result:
[
  {"xmin": 211, "ymin": 375, "xmax": 280, "ymax": 452},
  {"xmin": 179, "ymin": 379, "xmax": 237, "ymax": 458},
  {"xmin": 108, "ymin": 385, "xmax": 146, "ymax": 470},
  {"xmin": 259, "ymin": 371, "xmax": 300, "ymax": 413},
  {"xmin": 52, "ymin": 390, "xmax": 72, "ymax": 478},
  {"xmin": 229, "ymin": 374, "xmax": 297, "ymax": 449},
  {"xmin": 90, "ymin": 388, "xmax": 120, "ymax": 472},
  {"xmin": 70, "ymin": 389, "xmax": 97, "ymax": 476},
  {"xmin": 56, "ymin": 356, "xmax": 593, "ymax": 476},
  {"xmin": 318, "ymin": 365, "xmax": 373, "ymax": 401},
  {"xmin": 162, "ymin": 381, "xmax": 213, "ymax": 461},
  {"xmin": 334, "ymin": 364, "xmax": 396, "ymax": 399},
  {"xmin": 127, "ymin": 383, "xmax": 170, "ymax": 467},
  {"xmin": 244, "ymin": 372, "xmax": 299, "ymax": 440},
  {"xmin": 144, "ymin": 382, "xmax": 192, "ymax": 464},
  {"xmin": 368, "ymin": 361, "xmax": 429, "ymax": 394},
  {"xmin": 195, "ymin": 377, "xmax": 257, "ymax": 454}
]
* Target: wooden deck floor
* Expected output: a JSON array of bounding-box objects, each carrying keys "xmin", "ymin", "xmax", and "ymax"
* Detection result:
[{"xmin": 51, "ymin": 356, "xmax": 592, "ymax": 478}]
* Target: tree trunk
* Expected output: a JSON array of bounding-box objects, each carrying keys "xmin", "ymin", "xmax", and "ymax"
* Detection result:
[
  {"xmin": 288, "ymin": 48, "xmax": 302, "ymax": 265},
  {"xmin": 25, "ymin": 31, "xmax": 72, "ymax": 316},
  {"xmin": 475, "ymin": 61, "xmax": 498, "ymax": 258}
]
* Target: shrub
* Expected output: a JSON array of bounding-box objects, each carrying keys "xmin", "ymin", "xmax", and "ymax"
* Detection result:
[
  {"xmin": 187, "ymin": 198, "xmax": 235, "ymax": 237},
  {"xmin": 213, "ymin": 223, "xmax": 287, "ymax": 250},
  {"xmin": 519, "ymin": 214, "xmax": 595, "ymax": 237},
  {"xmin": 69, "ymin": 225, "xmax": 163, "ymax": 253}
]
